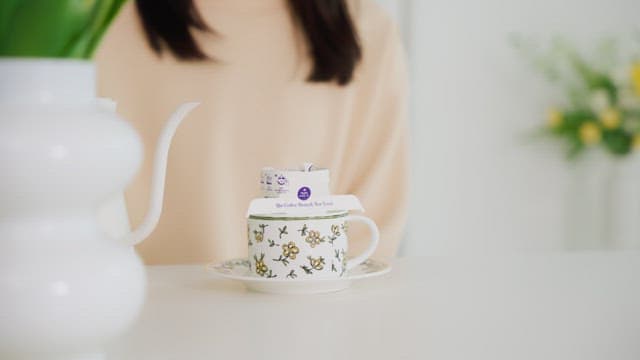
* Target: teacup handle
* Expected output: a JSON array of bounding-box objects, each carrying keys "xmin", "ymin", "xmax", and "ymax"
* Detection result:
[{"xmin": 345, "ymin": 215, "xmax": 380, "ymax": 270}]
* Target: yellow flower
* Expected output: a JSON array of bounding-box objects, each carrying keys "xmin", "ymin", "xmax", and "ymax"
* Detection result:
[
  {"xmin": 547, "ymin": 108, "xmax": 563, "ymax": 128},
  {"xmin": 305, "ymin": 230, "xmax": 324, "ymax": 248},
  {"xmin": 254, "ymin": 254, "xmax": 268, "ymax": 276},
  {"xmin": 579, "ymin": 122, "xmax": 601, "ymax": 145},
  {"xmin": 282, "ymin": 242, "xmax": 299, "ymax": 260},
  {"xmin": 632, "ymin": 62, "xmax": 640, "ymax": 96},
  {"xmin": 600, "ymin": 108, "xmax": 621, "ymax": 129},
  {"xmin": 308, "ymin": 256, "xmax": 325, "ymax": 271},
  {"xmin": 331, "ymin": 224, "xmax": 341, "ymax": 237},
  {"xmin": 633, "ymin": 134, "xmax": 640, "ymax": 150}
]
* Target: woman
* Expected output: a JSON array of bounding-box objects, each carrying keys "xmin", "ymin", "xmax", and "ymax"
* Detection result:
[{"xmin": 96, "ymin": 0, "xmax": 408, "ymax": 264}]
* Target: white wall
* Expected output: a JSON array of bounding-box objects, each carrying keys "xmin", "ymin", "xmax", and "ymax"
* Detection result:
[{"xmin": 375, "ymin": 0, "xmax": 640, "ymax": 255}]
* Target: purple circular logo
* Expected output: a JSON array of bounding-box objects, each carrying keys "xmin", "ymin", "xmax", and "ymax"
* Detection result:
[
  {"xmin": 297, "ymin": 186, "xmax": 311, "ymax": 201},
  {"xmin": 277, "ymin": 175, "xmax": 287, "ymax": 186}
]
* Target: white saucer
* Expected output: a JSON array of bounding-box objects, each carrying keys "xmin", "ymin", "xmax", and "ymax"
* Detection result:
[{"xmin": 206, "ymin": 258, "xmax": 391, "ymax": 294}]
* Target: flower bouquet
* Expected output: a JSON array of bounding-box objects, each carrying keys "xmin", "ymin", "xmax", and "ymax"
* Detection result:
[{"xmin": 513, "ymin": 36, "xmax": 640, "ymax": 158}]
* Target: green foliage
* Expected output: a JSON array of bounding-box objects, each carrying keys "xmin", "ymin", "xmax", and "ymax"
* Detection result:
[
  {"xmin": 602, "ymin": 129, "xmax": 632, "ymax": 155},
  {"xmin": 0, "ymin": 0, "xmax": 127, "ymax": 59}
]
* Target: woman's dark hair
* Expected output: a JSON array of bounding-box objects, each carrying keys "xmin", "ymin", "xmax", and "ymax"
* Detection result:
[{"xmin": 135, "ymin": 0, "xmax": 361, "ymax": 85}]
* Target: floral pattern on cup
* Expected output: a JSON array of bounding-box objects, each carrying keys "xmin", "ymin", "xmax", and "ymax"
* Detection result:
[
  {"xmin": 331, "ymin": 224, "xmax": 341, "ymax": 237},
  {"xmin": 297, "ymin": 224, "xmax": 309, "ymax": 236},
  {"xmin": 300, "ymin": 256, "xmax": 325, "ymax": 274},
  {"xmin": 253, "ymin": 253, "xmax": 277, "ymax": 278},
  {"xmin": 305, "ymin": 230, "xmax": 325, "ymax": 248},
  {"xmin": 278, "ymin": 226, "xmax": 288, "ymax": 239},
  {"xmin": 272, "ymin": 241, "xmax": 300, "ymax": 266},
  {"xmin": 247, "ymin": 212, "xmax": 379, "ymax": 280},
  {"xmin": 328, "ymin": 222, "xmax": 346, "ymax": 245},
  {"xmin": 253, "ymin": 224, "xmax": 267, "ymax": 243},
  {"xmin": 286, "ymin": 269, "xmax": 297, "ymax": 279},
  {"xmin": 332, "ymin": 248, "xmax": 347, "ymax": 276},
  {"xmin": 249, "ymin": 219, "xmax": 346, "ymax": 279},
  {"xmin": 282, "ymin": 242, "xmax": 299, "ymax": 259}
]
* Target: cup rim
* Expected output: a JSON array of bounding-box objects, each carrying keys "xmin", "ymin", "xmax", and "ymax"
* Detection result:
[{"xmin": 248, "ymin": 210, "xmax": 348, "ymax": 221}]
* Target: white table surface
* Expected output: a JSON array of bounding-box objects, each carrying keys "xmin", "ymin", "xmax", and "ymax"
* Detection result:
[{"xmin": 106, "ymin": 254, "xmax": 640, "ymax": 360}]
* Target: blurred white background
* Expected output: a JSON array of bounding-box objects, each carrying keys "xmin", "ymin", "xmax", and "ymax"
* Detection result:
[{"xmin": 374, "ymin": 0, "xmax": 640, "ymax": 255}]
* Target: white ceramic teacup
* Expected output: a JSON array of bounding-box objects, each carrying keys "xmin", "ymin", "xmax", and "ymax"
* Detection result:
[{"xmin": 247, "ymin": 211, "xmax": 379, "ymax": 280}]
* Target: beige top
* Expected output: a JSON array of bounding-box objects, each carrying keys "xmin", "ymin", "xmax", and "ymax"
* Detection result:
[{"xmin": 96, "ymin": 0, "xmax": 409, "ymax": 265}]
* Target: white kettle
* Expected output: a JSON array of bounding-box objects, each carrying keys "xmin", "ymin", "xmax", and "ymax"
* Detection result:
[{"xmin": 0, "ymin": 58, "xmax": 198, "ymax": 359}]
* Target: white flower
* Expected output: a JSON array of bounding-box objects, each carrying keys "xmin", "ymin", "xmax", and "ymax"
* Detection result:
[{"xmin": 589, "ymin": 89, "xmax": 610, "ymax": 113}]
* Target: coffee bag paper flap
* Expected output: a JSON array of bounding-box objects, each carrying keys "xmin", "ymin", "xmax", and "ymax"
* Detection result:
[
  {"xmin": 246, "ymin": 195, "xmax": 364, "ymax": 217},
  {"xmin": 261, "ymin": 165, "xmax": 330, "ymax": 199}
]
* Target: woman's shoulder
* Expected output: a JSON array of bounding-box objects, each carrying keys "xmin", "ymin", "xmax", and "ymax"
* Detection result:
[
  {"xmin": 347, "ymin": 0, "xmax": 403, "ymax": 64},
  {"xmin": 347, "ymin": 0, "xmax": 405, "ymax": 79},
  {"xmin": 348, "ymin": 0, "xmax": 398, "ymax": 39}
]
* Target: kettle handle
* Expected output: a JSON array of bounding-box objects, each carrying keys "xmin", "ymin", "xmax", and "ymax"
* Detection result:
[{"xmin": 121, "ymin": 102, "xmax": 200, "ymax": 246}]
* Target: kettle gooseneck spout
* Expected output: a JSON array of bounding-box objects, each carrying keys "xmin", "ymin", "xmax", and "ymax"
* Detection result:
[{"xmin": 121, "ymin": 102, "xmax": 200, "ymax": 246}]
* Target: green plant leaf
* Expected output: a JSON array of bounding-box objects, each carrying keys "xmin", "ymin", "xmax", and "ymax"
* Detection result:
[
  {"xmin": 84, "ymin": 0, "xmax": 127, "ymax": 58},
  {"xmin": 64, "ymin": 0, "xmax": 127, "ymax": 58},
  {"xmin": 0, "ymin": 0, "xmax": 99, "ymax": 57},
  {"xmin": 0, "ymin": 0, "xmax": 127, "ymax": 59},
  {"xmin": 602, "ymin": 129, "xmax": 632, "ymax": 156},
  {"xmin": 0, "ymin": 0, "xmax": 21, "ymax": 42},
  {"xmin": 569, "ymin": 53, "xmax": 618, "ymax": 103}
]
